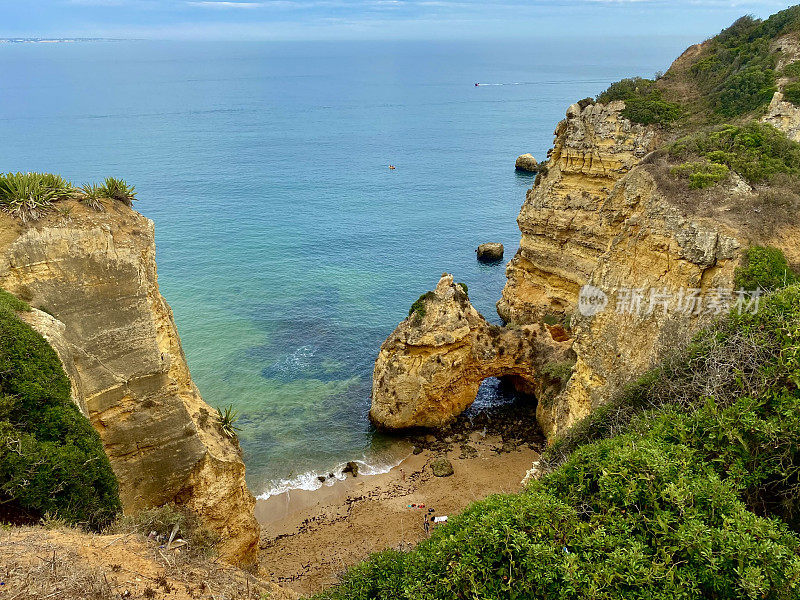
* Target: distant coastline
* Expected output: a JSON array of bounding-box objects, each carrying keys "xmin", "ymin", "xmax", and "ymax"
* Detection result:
[{"xmin": 0, "ymin": 38, "xmax": 125, "ymax": 44}]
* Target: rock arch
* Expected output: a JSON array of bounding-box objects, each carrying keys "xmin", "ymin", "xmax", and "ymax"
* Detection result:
[{"xmin": 369, "ymin": 274, "xmax": 574, "ymax": 431}]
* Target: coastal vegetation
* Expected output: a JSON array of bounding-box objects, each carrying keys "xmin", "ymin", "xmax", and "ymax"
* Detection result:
[
  {"xmin": 314, "ymin": 278, "xmax": 800, "ymax": 600},
  {"xmin": 596, "ymin": 77, "xmax": 682, "ymax": 127},
  {"xmin": 0, "ymin": 288, "xmax": 121, "ymax": 530},
  {"xmin": 0, "ymin": 172, "xmax": 137, "ymax": 220},
  {"xmin": 217, "ymin": 404, "xmax": 242, "ymax": 439},
  {"xmin": 668, "ymin": 122, "xmax": 800, "ymax": 185}
]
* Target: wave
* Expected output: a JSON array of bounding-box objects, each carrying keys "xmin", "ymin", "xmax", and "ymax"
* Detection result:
[{"xmin": 257, "ymin": 454, "xmax": 407, "ymax": 500}]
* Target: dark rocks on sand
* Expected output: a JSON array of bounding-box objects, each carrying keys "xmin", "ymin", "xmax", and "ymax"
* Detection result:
[
  {"xmin": 343, "ymin": 461, "xmax": 359, "ymax": 477},
  {"xmin": 412, "ymin": 445, "xmax": 424, "ymax": 455},
  {"xmin": 430, "ymin": 457, "xmax": 454, "ymax": 477},
  {"xmin": 515, "ymin": 153, "xmax": 539, "ymax": 172},
  {"xmin": 477, "ymin": 243, "xmax": 504, "ymax": 262}
]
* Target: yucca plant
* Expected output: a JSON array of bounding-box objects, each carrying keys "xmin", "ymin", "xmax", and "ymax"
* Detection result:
[
  {"xmin": 0, "ymin": 172, "xmax": 77, "ymax": 222},
  {"xmin": 216, "ymin": 405, "xmax": 242, "ymax": 439},
  {"xmin": 99, "ymin": 177, "xmax": 137, "ymax": 206},
  {"xmin": 80, "ymin": 183, "xmax": 105, "ymax": 211}
]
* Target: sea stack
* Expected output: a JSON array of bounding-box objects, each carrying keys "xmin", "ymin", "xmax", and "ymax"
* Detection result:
[
  {"xmin": 515, "ymin": 153, "xmax": 539, "ymax": 172},
  {"xmin": 477, "ymin": 242, "xmax": 504, "ymax": 262}
]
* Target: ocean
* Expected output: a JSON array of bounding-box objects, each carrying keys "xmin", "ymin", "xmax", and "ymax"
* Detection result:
[{"xmin": 0, "ymin": 36, "xmax": 694, "ymax": 497}]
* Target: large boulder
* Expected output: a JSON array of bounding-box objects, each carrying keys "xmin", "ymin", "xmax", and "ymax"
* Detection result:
[
  {"xmin": 430, "ymin": 457, "xmax": 454, "ymax": 477},
  {"xmin": 477, "ymin": 243, "xmax": 504, "ymax": 262},
  {"xmin": 515, "ymin": 153, "xmax": 539, "ymax": 172}
]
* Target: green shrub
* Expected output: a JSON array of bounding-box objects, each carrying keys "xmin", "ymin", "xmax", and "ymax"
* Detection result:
[
  {"xmin": 783, "ymin": 61, "xmax": 800, "ymax": 78},
  {"xmin": 457, "ymin": 282, "xmax": 468, "ymax": 296},
  {"xmin": 596, "ymin": 77, "xmax": 682, "ymax": 127},
  {"xmin": 670, "ymin": 122, "xmax": 800, "ymax": 183},
  {"xmin": 316, "ymin": 285, "xmax": 800, "ymax": 599},
  {"xmin": 216, "ymin": 404, "xmax": 241, "ymax": 439},
  {"xmin": 671, "ymin": 160, "xmax": 730, "ymax": 188},
  {"xmin": 79, "ymin": 183, "xmax": 105, "ymax": 211},
  {"xmin": 99, "ymin": 177, "xmax": 137, "ymax": 206},
  {"xmin": 734, "ymin": 246, "xmax": 798, "ymax": 291},
  {"xmin": 0, "ymin": 289, "xmax": 30, "ymax": 314},
  {"xmin": 408, "ymin": 291, "xmax": 435, "ymax": 320},
  {"xmin": 0, "ymin": 172, "xmax": 77, "ymax": 221},
  {"xmin": 541, "ymin": 360, "xmax": 574, "ymax": 386},
  {"xmin": 0, "ymin": 289, "xmax": 121, "ymax": 529},
  {"xmin": 686, "ymin": 8, "xmax": 800, "ymax": 117},
  {"xmin": 784, "ymin": 81, "xmax": 800, "ymax": 106}
]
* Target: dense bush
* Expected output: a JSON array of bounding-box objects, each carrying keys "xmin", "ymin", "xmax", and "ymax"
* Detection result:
[
  {"xmin": 596, "ymin": 77, "xmax": 682, "ymax": 127},
  {"xmin": 669, "ymin": 122, "xmax": 800, "ymax": 184},
  {"xmin": 0, "ymin": 172, "xmax": 77, "ymax": 221},
  {"xmin": 408, "ymin": 291, "xmax": 435, "ymax": 319},
  {"xmin": 0, "ymin": 289, "xmax": 121, "ymax": 529},
  {"xmin": 99, "ymin": 177, "xmax": 137, "ymax": 206},
  {"xmin": 315, "ymin": 285, "xmax": 800, "ymax": 599},
  {"xmin": 670, "ymin": 160, "xmax": 730, "ymax": 188},
  {"xmin": 688, "ymin": 7, "xmax": 800, "ymax": 117},
  {"xmin": 784, "ymin": 81, "xmax": 800, "ymax": 106},
  {"xmin": 735, "ymin": 246, "xmax": 798, "ymax": 291}
]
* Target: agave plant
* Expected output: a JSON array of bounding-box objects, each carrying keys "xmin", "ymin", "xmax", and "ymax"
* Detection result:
[
  {"xmin": 80, "ymin": 183, "xmax": 105, "ymax": 211},
  {"xmin": 99, "ymin": 177, "xmax": 137, "ymax": 206},
  {"xmin": 0, "ymin": 172, "xmax": 77, "ymax": 222},
  {"xmin": 216, "ymin": 405, "xmax": 242, "ymax": 439}
]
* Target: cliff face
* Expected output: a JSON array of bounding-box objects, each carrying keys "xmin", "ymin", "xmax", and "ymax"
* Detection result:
[
  {"xmin": 370, "ymin": 274, "xmax": 573, "ymax": 430},
  {"xmin": 498, "ymin": 97, "xmax": 797, "ymax": 437},
  {"xmin": 0, "ymin": 201, "xmax": 258, "ymax": 564}
]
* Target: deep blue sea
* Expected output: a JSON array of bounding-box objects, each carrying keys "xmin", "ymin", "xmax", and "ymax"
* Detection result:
[{"xmin": 0, "ymin": 37, "xmax": 694, "ymax": 496}]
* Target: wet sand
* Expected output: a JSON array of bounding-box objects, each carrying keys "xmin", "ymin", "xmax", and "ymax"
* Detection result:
[{"xmin": 256, "ymin": 432, "xmax": 539, "ymax": 596}]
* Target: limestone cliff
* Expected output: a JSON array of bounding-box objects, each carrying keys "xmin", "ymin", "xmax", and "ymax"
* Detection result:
[
  {"xmin": 499, "ymin": 97, "xmax": 798, "ymax": 437},
  {"xmin": 370, "ymin": 274, "xmax": 573, "ymax": 430},
  {"xmin": 0, "ymin": 201, "xmax": 259, "ymax": 564}
]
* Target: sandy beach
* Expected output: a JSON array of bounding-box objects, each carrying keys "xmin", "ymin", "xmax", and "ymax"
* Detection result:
[{"xmin": 256, "ymin": 431, "xmax": 540, "ymax": 596}]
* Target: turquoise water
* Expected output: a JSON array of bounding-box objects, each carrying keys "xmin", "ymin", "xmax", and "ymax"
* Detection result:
[{"xmin": 0, "ymin": 37, "xmax": 693, "ymax": 496}]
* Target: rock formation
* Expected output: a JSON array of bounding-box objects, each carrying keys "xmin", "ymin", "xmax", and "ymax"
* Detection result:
[
  {"xmin": 476, "ymin": 242, "xmax": 504, "ymax": 262},
  {"xmin": 498, "ymin": 92, "xmax": 798, "ymax": 437},
  {"xmin": 515, "ymin": 153, "xmax": 539, "ymax": 172},
  {"xmin": 369, "ymin": 274, "xmax": 573, "ymax": 430},
  {"xmin": 0, "ymin": 201, "xmax": 259, "ymax": 564},
  {"xmin": 763, "ymin": 34, "xmax": 800, "ymax": 142}
]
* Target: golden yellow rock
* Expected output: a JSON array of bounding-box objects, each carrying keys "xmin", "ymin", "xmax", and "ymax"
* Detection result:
[
  {"xmin": 0, "ymin": 200, "xmax": 259, "ymax": 565},
  {"xmin": 369, "ymin": 274, "xmax": 573, "ymax": 430}
]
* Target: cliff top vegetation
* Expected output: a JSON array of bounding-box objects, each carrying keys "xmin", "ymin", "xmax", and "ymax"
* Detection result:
[{"xmin": 0, "ymin": 172, "xmax": 137, "ymax": 222}]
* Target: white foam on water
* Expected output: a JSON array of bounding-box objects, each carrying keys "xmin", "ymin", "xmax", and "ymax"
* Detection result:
[{"xmin": 257, "ymin": 454, "xmax": 407, "ymax": 500}]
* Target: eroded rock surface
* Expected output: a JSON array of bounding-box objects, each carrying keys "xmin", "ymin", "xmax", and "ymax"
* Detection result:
[
  {"xmin": 370, "ymin": 274, "xmax": 573, "ymax": 430},
  {"xmin": 0, "ymin": 201, "xmax": 259, "ymax": 564},
  {"xmin": 497, "ymin": 96, "xmax": 797, "ymax": 437}
]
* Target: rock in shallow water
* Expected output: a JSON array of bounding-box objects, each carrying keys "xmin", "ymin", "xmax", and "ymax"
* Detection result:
[
  {"xmin": 515, "ymin": 153, "xmax": 539, "ymax": 172},
  {"xmin": 477, "ymin": 243, "xmax": 504, "ymax": 262}
]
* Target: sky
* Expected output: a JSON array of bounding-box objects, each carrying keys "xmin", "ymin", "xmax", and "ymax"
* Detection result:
[{"xmin": 1, "ymin": 0, "xmax": 796, "ymax": 41}]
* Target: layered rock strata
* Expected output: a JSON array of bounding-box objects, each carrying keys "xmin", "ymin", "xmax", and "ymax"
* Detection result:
[{"xmin": 0, "ymin": 201, "xmax": 259, "ymax": 564}]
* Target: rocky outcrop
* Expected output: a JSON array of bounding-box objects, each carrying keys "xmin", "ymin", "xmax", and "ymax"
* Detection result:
[
  {"xmin": 496, "ymin": 94, "xmax": 799, "ymax": 437},
  {"xmin": 515, "ymin": 154, "xmax": 539, "ymax": 172},
  {"xmin": 498, "ymin": 100, "xmax": 659, "ymax": 325},
  {"xmin": 0, "ymin": 201, "xmax": 258, "ymax": 564},
  {"xmin": 369, "ymin": 274, "xmax": 573, "ymax": 430},
  {"xmin": 477, "ymin": 243, "xmax": 504, "ymax": 262},
  {"xmin": 763, "ymin": 34, "xmax": 800, "ymax": 142}
]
